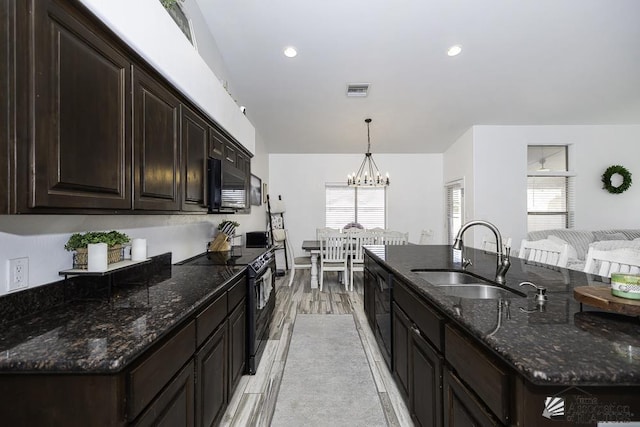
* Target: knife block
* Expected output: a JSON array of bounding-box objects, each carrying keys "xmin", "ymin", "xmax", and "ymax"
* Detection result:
[{"xmin": 208, "ymin": 233, "xmax": 231, "ymax": 252}]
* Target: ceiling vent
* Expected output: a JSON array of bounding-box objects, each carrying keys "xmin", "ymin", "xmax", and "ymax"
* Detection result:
[{"xmin": 346, "ymin": 83, "xmax": 370, "ymax": 97}]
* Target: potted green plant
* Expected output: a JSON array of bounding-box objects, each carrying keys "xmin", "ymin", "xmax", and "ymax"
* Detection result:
[{"xmin": 65, "ymin": 231, "xmax": 130, "ymax": 269}]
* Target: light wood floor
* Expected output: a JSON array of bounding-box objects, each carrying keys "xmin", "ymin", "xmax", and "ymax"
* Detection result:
[{"xmin": 220, "ymin": 270, "xmax": 412, "ymax": 426}]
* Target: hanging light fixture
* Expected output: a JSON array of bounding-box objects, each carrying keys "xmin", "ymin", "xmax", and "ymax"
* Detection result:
[{"xmin": 347, "ymin": 118, "xmax": 390, "ymax": 187}]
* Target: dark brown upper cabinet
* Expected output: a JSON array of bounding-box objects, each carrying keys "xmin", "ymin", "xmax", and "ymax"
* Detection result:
[
  {"xmin": 26, "ymin": 0, "xmax": 132, "ymax": 210},
  {"xmin": 208, "ymin": 126, "xmax": 225, "ymax": 160},
  {"xmin": 0, "ymin": 0, "xmax": 15, "ymax": 214},
  {"xmin": 6, "ymin": 0, "xmax": 252, "ymax": 214},
  {"xmin": 223, "ymin": 142, "xmax": 237, "ymax": 168},
  {"xmin": 181, "ymin": 105, "xmax": 208, "ymax": 212},
  {"xmin": 133, "ymin": 67, "xmax": 181, "ymax": 211}
]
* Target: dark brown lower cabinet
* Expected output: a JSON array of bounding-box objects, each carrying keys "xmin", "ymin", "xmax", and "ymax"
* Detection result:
[
  {"xmin": 392, "ymin": 301, "xmax": 410, "ymax": 398},
  {"xmin": 443, "ymin": 368, "xmax": 500, "ymax": 427},
  {"xmin": 195, "ymin": 322, "xmax": 228, "ymax": 427},
  {"xmin": 135, "ymin": 360, "xmax": 195, "ymax": 427},
  {"xmin": 0, "ymin": 275, "xmax": 248, "ymax": 426},
  {"xmin": 194, "ymin": 277, "xmax": 247, "ymax": 427},
  {"xmin": 363, "ymin": 266, "xmax": 376, "ymax": 330},
  {"xmin": 228, "ymin": 299, "xmax": 247, "ymax": 394},
  {"xmin": 393, "ymin": 301, "xmax": 443, "ymax": 427},
  {"xmin": 411, "ymin": 323, "xmax": 443, "ymax": 427}
]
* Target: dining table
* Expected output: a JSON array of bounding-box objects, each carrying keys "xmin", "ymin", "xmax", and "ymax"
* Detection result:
[{"xmin": 301, "ymin": 240, "xmax": 321, "ymax": 288}]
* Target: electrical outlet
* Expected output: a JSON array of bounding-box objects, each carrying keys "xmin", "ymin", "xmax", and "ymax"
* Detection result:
[{"xmin": 7, "ymin": 257, "xmax": 29, "ymax": 292}]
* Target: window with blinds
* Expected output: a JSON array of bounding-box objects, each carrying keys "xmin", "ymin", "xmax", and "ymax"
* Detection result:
[
  {"xmin": 325, "ymin": 185, "xmax": 385, "ymax": 229},
  {"xmin": 445, "ymin": 180, "xmax": 464, "ymax": 244},
  {"xmin": 527, "ymin": 145, "xmax": 575, "ymax": 232}
]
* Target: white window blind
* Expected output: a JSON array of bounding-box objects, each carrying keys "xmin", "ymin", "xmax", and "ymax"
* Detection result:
[
  {"xmin": 527, "ymin": 145, "xmax": 575, "ymax": 232},
  {"xmin": 445, "ymin": 180, "xmax": 464, "ymax": 244},
  {"xmin": 325, "ymin": 185, "xmax": 385, "ymax": 229}
]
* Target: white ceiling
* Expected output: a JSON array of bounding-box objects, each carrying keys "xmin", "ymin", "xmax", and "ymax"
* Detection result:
[{"xmin": 195, "ymin": 0, "xmax": 640, "ymax": 154}]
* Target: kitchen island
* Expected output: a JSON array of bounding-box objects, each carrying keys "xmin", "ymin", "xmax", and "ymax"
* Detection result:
[
  {"xmin": 0, "ymin": 249, "xmax": 268, "ymax": 426},
  {"xmin": 364, "ymin": 244, "xmax": 640, "ymax": 426}
]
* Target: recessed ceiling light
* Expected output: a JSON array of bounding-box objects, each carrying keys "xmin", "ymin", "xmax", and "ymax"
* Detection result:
[
  {"xmin": 447, "ymin": 45, "xmax": 462, "ymax": 57},
  {"xmin": 283, "ymin": 46, "xmax": 297, "ymax": 58}
]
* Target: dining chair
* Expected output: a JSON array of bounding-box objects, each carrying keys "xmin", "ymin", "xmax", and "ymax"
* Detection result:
[
  {"xmin": 319, "ymin": 231, "xmax": 348, "ymax": 291},
  {"xmin": 583, "ymin": 247, "xmax": 640, "ymax": 277},
  {"xmin": 316, "ymin": 227, "xmax": 340, "ymax": 240},
  {"xmin": 518, "ymin": 239, "xmax": 569, "ymax": 268},
  {"xmin": 348, "ymin": 230, "xmax": 377, "ymax": 291},
  {"xmin": 381, "ymin": 230, "xmax": 408, "ymax": 245},
  {"xmin": 366, "ymin": 227, "xmax": 385, "ymax": 244},
  {"xmin": 419, "ymin": 230, "xmax": 431, "ymax": 244},
  {"xmin": 481, "ymin": 235, "xmax": 512, "ymax": 253},
  {"xmin": 284, "ymin": 230, "xmax": 312, "ymax": 287}
]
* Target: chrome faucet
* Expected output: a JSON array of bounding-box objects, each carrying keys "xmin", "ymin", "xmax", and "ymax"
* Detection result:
[{"xmin": 452, "ymin": 220, "xmax": 511, "ymax": 284}]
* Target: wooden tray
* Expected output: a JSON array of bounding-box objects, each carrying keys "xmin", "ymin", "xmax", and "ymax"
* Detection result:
[{"xmin": 574, "ymin": 286, "xmax": 640, "ymax": 316}]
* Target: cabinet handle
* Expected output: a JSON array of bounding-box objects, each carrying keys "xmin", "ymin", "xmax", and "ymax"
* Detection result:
[{"xmin": 410, "ymin": 324, "xmax": 421, "ymax": 336}]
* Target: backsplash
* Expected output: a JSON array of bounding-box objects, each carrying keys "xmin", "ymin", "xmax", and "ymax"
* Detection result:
[{"xmin": 0, "ymin": 253, "xmax": 172, "ymax": 327}]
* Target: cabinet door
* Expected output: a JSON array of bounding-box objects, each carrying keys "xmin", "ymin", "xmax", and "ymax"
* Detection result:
[
  {"xmin": 228, "ymin": 299, "xmax": 247, "ymax": 395},
  {"xmin": 0, "ymin": 0, "xmax": 15, "ymax": 214},
  {"xmin": 195, "ymin": 323, "xmax": 228, "ymax": 427},
  {"xmin": 181, "ymin": 105, "xmax": 208, "ymax": 212},
  {"xmin": 133, "ymin": 67, "xmax": 181, "ymax": 210},
  {"xmin": 223, "ymin": 142, "xmax": 236, "ymax": 168},
  {"xmin": 135, "ymin": 360, "xmax": 195, "ymax": 427},
  {"xmin": 443, "ymin": 368, "xmax": 500, "ymax": 427},
  {"xmin": 363, "ymin": 267, "xmax": 376, "ymax": 329},
  {"xmin": 29, "ymin": 0, "xmax": 131, "ymax": 210},
  {"xmin": 236, "ymin": 152, "xmax": 250, "ymax": 175},
  {"xmin": 392, "ymin": 302, "xmax": 410, "ymax": 399},
  {"xmin": 208, "ymin": 126, "xmax": 225, "ymax": 160},
  {"xmin": 236, "ymin": 152, "xmax": 251, "ymax": 210},
  {"xmin": 411, "ymin": 328, "xmax": 443, "ymax": 427}
]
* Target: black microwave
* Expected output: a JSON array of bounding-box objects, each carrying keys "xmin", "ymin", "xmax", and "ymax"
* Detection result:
[{"xmin": 207, "ymin": 157, "xmax": 247, "ymax": 212}]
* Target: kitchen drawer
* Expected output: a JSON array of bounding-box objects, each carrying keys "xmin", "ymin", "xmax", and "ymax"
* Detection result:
[
  {"xmin": 393, "ymin": 278, "xmax": 445, "ymax": 351},
  {"xmin": 443, "ymin": 368, "xmax": 500, "ymax": 427},
  {"xmin": 134, "ymin": 359, "xmax": 195, "ymax": 427},
  {"xmin": 445, "ymin": 325, "xmax": 510, "ymax": 424},
  {"xmin": 128, "ymin": 320, "xmax": 196, "ymax": 420},
  {"xmin": 196, "ymin": 293, "xmax": 227, "ymax": 348},
  {"xmin": 228, "ymin": 276, "xmax": 247, "ymax": 311}
]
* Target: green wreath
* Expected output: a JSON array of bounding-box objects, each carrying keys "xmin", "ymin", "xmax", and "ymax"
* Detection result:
[{"xmin": 601, "ymin": 165, "xmax": 632, "ymax": 194}]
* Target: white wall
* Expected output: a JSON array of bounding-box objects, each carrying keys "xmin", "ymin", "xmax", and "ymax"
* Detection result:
[
  {"xmin": 268, "ymin": 153, "xmax": 444, "ymax": 259},
  {"xmin": 472, "ymin": 125, "xmax": 640, "ymax": 249},
  {"xmin": 78, "ymin": 0, "xmax": 256, "ymax": 153},
  {"xmin": 443, "ymin": 128, "xmax": 475, "ymax": 244}
]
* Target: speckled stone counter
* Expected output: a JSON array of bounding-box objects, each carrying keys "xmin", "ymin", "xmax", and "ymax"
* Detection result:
[
  {"xmin": 366, "ymin": 245, "xmax": 640, "ymax": 386},
  {"xmin": 0, "ymin": 255, "xmax": 246, "ymax": 373}
]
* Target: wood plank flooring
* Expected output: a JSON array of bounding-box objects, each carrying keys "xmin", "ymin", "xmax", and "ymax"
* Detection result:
[{"xmin": 220, "ymin": 270, "xmax": 412, "ymax": 426}]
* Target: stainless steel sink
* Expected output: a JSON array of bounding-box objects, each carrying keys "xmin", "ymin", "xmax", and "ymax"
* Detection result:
[
  {"xmin": 411, "ymin": 270, "xmax": 525, "ymax": 299},
  {"xmin": 435, "ymin": 284, "xmax": 519, "ymax": 299},
  {"xmin": 412, "ymin": 270, "xmax": 490, "ymax": 285}
]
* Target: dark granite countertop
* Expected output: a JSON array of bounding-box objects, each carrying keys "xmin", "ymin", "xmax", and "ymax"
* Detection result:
[
  {"xmin": 366, "ymin": 245, "xmax": 640, "ymax": 386},
  {"xmin": 0, "ymin": 255, "xmax": 248, "ymax": 374}
]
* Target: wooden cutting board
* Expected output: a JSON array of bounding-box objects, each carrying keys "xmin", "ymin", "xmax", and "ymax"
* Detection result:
[{"xmin": 574, "ymin": 286, "xmax": 640, "ymax": 316}]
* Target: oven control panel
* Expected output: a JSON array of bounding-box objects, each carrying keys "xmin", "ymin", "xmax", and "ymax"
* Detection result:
[{"xmin": 250, "ymin": 251, "xmax": 274, "ymax": 272}]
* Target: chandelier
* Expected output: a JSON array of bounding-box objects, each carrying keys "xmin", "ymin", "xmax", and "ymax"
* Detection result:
[{"xmin": 347, "ymin": 118, "xmax": 390, "ymax": 187}]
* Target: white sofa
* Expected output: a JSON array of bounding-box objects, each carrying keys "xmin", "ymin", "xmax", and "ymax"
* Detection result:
[{"xmin": 525, "ymin": 229, "xmax": 640, "ymax": 270}]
